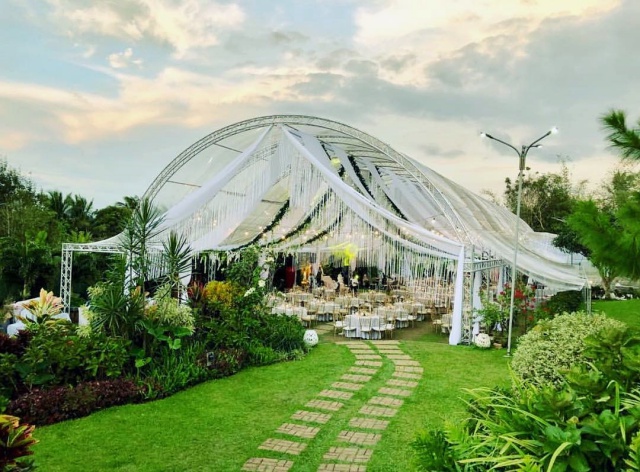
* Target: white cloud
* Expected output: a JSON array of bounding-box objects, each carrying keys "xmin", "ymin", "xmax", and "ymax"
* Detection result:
[
  {"xmin": 45, "ymin": 0, "xmax": 246, "ymax": 57},
  {"xmin": 354, "ymin": 0, "xmax": 621, "ymax": 85},
  {"xmin": 108, "ymin": 48, "xmax": 143, "ymax": 69}
]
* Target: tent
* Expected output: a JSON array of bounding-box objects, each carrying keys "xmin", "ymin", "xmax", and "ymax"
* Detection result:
[{"xmin": 60, "ymin": 115, "xmax": 586, "ymax": 344}]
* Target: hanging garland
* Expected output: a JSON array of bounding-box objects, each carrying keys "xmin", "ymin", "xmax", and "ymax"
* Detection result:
[
  {"xmin": 347, "ymin": 154, "xmax": 375, "ymax": 200},
  {"xmin": 234, "ymin": 199, "xmax": 291, "ymax": 251},
  {"xmin": 374, "ymin": 165, "xmax": 408, "ymax": 220}
]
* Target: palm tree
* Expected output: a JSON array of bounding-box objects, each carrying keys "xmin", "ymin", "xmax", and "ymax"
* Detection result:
[
  {"xmin": 116, "ymin": 195, "xmax": 140, "ymax": 211},
  {"xmin": 601, "ymin": 110, "xmax": 640, "ymax": 162},
  {"xmin": 66, "ymin": 195, "xmax": 94, "ymax": 232},
  {"xmin": 45, "ymin": 190, "xmax": 70, "ymax": 221}
]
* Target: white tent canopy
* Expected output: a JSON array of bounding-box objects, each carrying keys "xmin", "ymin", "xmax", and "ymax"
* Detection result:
[{"xmin": 61, "ymin": 115, "xmax": 586, "ymax": 344}]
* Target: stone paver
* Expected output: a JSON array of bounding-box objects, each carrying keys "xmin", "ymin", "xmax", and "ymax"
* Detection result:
[
  {"xmin": 332, "ymin": 382, "xmax": 364, "ymax": 391},
  {"xmin": 378, "ymin": 387, "xmax": 412, "ymax": 397},
  {"xmin": 323, "ymin": 447, "xmax": 373, "ymax": 463},
  {"xmin": 337, "ymin": 430, "xmax": 382, "ymax": 446},
  {"xmin": 338, "ymin": 342, "xmax": 368, "ymax": 347},
  {"xmin": 349, "ymin": 418, "xmax": 390, "ymax": 430},
  {"xmin": 390, "ymin": 359, "xmax": 421, "ymax": 366},
  {"xmin": 392, "ymin": 371, "xmax": 422, "ymax": 380},
  {"xmin": 349, "ymin": 349, "xmax": 374, "ymax": 354},
  {"xmin": 370, "ymin": 340, "xmax": 399, "ymax": 344},
  {"xmin": 385, "ymin": 354, "xmax": 412, "ymax": 360},
  {"xmin": 259, "ymin": 438, "xmax": 307, "ymax": 455},
  {"xmin": 368, "ymin": 396, "xmax": 403, "ymax": 407},
  {"xmin": 276, "ymin": 423, "xmax": 320, "ymax": 439},
  {"xmin": 317, "ymin": 464, "xmax": 367, "ymax": 471},
  {"xmin": 291, "ymin": 410, "xmax": 332, "ymax": 424},
  {"xmin": 341, "ymin": 374, "xmax": 372, "ymax": 383},
  {"xmin": 242, "ymin": 457, "xmax": 294, "ymax": 471},
  {"xmin": 395, "ymin": 366, "xmax": 423, "ymax": 373},
  {"xmin": 359, "ymin": 405, "xmax": 398, "ymax": 417},
  {"xmin": 319, "ymin": 389, "xmax": 354, "ymax": 400},
  {"xmin": 387, "ymin": 379, "xmax": 419, "ymax": 388},
  {"xmin": 306, "ymin": 399, "xmax": 344, "ymax": 411},
  {"xmin": 349, "ymin": 367, "xmax": 377, "ymax": 375},
  {"xmin": 355, "ymin": 361, "xmax": 382, "ymax": 367},
  {"xmin": 354, "ymin": 354, "xmax": 382, "ymax": 360}
]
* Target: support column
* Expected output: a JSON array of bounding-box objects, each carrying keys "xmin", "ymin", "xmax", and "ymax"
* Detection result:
[
  {"xmin": 60, "ymin": 244, "xmax": 73, "ymax": 314},
  {"xmin": 449, "ymin": 245, "xmax": 465, "ymax": 345}
]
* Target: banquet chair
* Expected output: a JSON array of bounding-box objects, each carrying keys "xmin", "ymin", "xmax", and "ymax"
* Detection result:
[
  {"xmin": 333, "ymin": 311, "xmax": 344, "ymax": 336},
  {"xmin": 360, "ymin": 316, "xmax": 373, "ymax": 340},
  {"xmin": 342, "ymin": 314, "xmax": 358, "ymax": 338},
  {"xmin": 384, "ymin": 314, "xmax": 396, "ymax": 339},
  {"xmin": 441, "ymin": 313, "xmax": 453, "ymax": 334},
  {"xmin": 371, "ymin": 316, "xmax": 385, "ymax": 340}
]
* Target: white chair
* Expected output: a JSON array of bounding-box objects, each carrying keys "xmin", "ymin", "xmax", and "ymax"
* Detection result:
[
  {"xmin": 441, "ymin": 313, "xmax": 453, "ymax": 334},
  {"xmin": 384, "ymin": 314, "xmax": 396, "ymax": 339},
  {"xmin": 360, "ymin": 316, "xmax": 373, "ymax": 339},
  {"xmin": 371, "ymin": 316, "xmax": 385, "ymax": 340},
  {"xmin": 342, "ymin": 315, "xmax": 358, "ymax": 338}
]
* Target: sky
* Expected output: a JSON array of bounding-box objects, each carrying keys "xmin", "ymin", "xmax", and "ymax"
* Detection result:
[{"xmin": 1, "ymin": 0, "xmax": 638, "ymax": 209}]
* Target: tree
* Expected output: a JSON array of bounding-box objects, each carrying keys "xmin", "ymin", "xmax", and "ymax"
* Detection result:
[
  {"xmin": 503, "ymin": 162, "xmax": 584, "ymax": 234},
  {"xmin": 601, "ymin": 110, "xmax": 640, "ymax": 162}
]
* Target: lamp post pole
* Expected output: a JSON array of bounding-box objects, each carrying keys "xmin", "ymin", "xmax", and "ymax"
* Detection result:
[{"xmin": 481, "ymin": 128, "xmax": 557, "ymax": 356}]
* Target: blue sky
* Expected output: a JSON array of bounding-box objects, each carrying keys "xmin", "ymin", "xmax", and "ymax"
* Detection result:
[{"xmin": 1, "ymin": 0, "xmax": 638, "ymax": 208}]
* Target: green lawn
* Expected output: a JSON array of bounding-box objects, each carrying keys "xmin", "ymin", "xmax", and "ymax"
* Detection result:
[
  {"xmin": 593, "ymin": 298, "xmax": 640, "ymax": 329},
  {"xmin": 33, "ymin": 329, "xmax": 510, "ymax": 472}
]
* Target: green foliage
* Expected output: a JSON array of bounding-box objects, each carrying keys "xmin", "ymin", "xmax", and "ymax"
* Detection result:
[
  {"xmin": 141, "ymin": 342, "xmax": 210, "ymax": 398},
  {"xmin": 601, "ymin": 109, "xmax": 640, "ymax": 162},
  {"xmin": 504, "ymin": 162, "xmax": 582, "ymax": 233},
  {"xmin": 0, "ymin": 322, "xmax": 130, "ymax": 400},
  {"xmin": 545, "ymin": 290, "xmax": 583, "ymax": 315},
  {"xmin": 511, "ymin": 311, "xmax": 625, "ymax": 387},
  {"xmin": 415, "ymin": 320, "xmax": 640, "ymax": 471},
  {"xmin": 0, "ymin": 414, "xmax": 37, "ymax": 472}
]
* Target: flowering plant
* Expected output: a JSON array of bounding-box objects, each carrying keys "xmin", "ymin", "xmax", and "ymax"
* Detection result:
[{"xmin": 21, "ymin": 288, "xmax": 63, "ymax": 323}]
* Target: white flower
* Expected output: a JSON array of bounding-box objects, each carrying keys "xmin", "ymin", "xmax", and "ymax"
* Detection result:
[
  {"xmin": 258, "ymin": 280, "xmax": 266, "ymax": 288},
  {"xmin": 244, "ymin": 287, "xmax": 256, "ymax": 297}
]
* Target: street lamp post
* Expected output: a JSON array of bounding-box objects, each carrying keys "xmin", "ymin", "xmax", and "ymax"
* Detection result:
[{"xmin": 481, "ymin": 127, "xmax": 557, "ymax": 356}]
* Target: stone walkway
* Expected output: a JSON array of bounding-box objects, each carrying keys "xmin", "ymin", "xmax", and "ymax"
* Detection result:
[{"xmin": 242, "ymin": 336, "xmax": 423, "ymax": 471}]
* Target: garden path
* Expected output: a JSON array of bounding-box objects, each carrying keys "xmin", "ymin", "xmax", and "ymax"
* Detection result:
[{"xmin": 242, "ymin": 337, "xmax": 423, "ymax": 472}]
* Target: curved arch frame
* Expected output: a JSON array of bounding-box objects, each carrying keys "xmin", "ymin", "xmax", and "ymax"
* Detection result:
[{"xmin": 143, "ymin": 115, "xmax": 472, "ymax": 244}]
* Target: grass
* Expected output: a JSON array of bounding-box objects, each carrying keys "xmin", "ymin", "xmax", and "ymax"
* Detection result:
[
  {"xmin": 593, "ymin": 298, "xmax": 640, "ymax": 329},
  {"xmin": 32, "ymin": 324, "xmax": 510, "ymax": 472}
]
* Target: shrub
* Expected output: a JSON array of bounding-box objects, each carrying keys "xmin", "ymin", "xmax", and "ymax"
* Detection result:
[
  {"xmin": 142, "ymin": 342, "xmax": 210, "ymax": 398},
  {"xmin": 246, "ymin": 344, "xmax": 284, "ymax": 366},
  {"xmin": 0, "ymin": 414, "xmax": 37, "ymax": 471},
  {"xmin": 210, "ymin": 348, "xmax": 247, "ymax": 378},
  {"xmin": 6, "ymin": 379, "xmax": 144, "ymax": 426},
  {"xmin": 511, "ymin": 311, "xmax": 624, "ymax": 387},
  {"xmin": 257, "ymin": 314, "xmax": 306, "ymax": 353},
  {"xmin": 545, "ymin": 290, "xmax": 583, "ymax": 315},
  {"xmin": 14, "ymin": 323, "xmax": 130, "ymax": 393},
  {"xmin": 413, "ymin": 324, "xmax": 640, "ymax": 471}
]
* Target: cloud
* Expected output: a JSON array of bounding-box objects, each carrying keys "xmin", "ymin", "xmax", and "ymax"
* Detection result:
[
  {"xmin": 107, "ymin": 48, "xmax": 143, "ymax": 69},
  {"xmin": 43, "ymin": 0, "xmax": 246, "ymax": 57}
]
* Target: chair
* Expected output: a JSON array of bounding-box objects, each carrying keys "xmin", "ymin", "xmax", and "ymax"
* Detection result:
[
  {"xmin": 371, "ymin": 316, "xmax": 385, "ymax": 340},
  {"xmin": 384, "ymin": 314, "xmax": 396, "ymax": 339},
  {"xmin": 342, "ymin": 314, "xmax": 358, "ymax": 338},
  {"xmin": 441, "ymin": 313, "xmax": 453, "ymax": 334},
  {"xmin": 333, "ymin": 312, "xmax": 344, "ymax": 336},
  {"xmin": 360, "ymin": 316, "xmax": 372, "ymax": 340}
]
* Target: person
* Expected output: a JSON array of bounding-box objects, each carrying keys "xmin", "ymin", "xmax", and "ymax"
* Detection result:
[
  {"xmin": 316, "ymin": 267, "xmax": 323, "ymax": 286},
  {"xmin": 362, "ymin": 273, "xmax": 369, "ymax": 289},
  {"xmin": 351, "ymin": 274, "xmax": 359, "ymax": 295},
  {"xmin": 337, "ymin": 272, "xmax": 344, "ymax": 293}
]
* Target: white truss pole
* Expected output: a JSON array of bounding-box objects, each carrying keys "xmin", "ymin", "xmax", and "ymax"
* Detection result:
[{"xmin": 60, "ymin": 244, "xmax": 73, "ymax": 314}]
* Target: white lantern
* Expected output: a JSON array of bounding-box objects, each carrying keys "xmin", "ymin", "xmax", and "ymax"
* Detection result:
[
  {"xmin": 303, "ymin": 329, "xmax": 319, "ymax": 347},
  {"xmin": 474, "ymin": 333, "xmax": 491, "ymax": 349}
]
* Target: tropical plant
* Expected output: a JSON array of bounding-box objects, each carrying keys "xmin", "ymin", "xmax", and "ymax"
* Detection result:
[
  {"xmin": 0, "ymin": 414, "xmax": 37, "ymax": 471},
  {"xmin": 414, "ymin": 323, "xmax": 640, "ymax": 471},
  {"xmin": 20, "ymin": 288, "xmax": 63, "ymax": 324}
]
